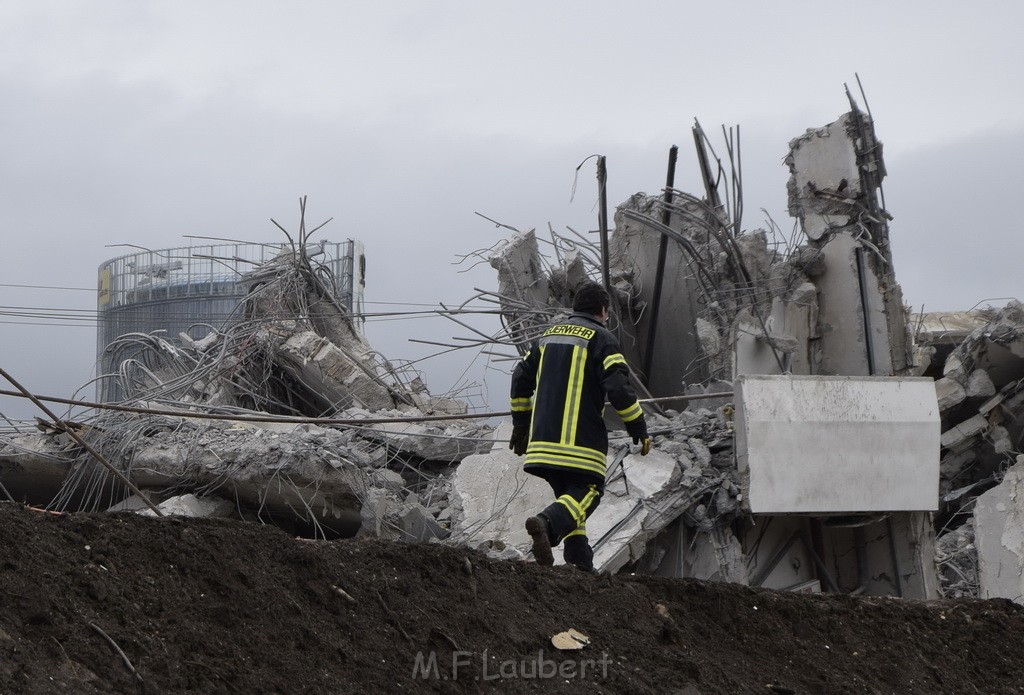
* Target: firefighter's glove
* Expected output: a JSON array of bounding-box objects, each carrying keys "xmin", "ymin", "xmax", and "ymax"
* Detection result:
[
  {"xmin": 625, "ymin": 419, "xmax": 651, "ymax": 456},
  {"xmin": 509, "ymin": 425, "xmax": 529, "ymax": 456}
]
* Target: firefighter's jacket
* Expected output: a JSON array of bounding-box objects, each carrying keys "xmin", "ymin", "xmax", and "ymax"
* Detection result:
[{"xmin": 509, "ymin": 312, "xmax": 645, "ymax": 484}]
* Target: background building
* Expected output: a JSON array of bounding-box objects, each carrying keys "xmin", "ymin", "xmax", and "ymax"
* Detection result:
[{"xmin": 96, "ymin": 239, "xmax": 364, "ymax": 401}]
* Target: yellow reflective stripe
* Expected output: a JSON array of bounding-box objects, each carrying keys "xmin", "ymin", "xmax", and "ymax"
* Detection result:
[
  {"xmin": 510, "ymin": 397, "xmax": 532, "ymax": 412},
  {"xmin": 526, "ymin": 442, "xmax": 605, "ymax": 465},
  {"xmin": 564, "ymin": 526, "xmax": 587, "ymax": 538},
  {"xmin": 566, "ymin": 495, "xmax": 585, "ymax": 520},
  {"xmin": 556, "ymin": 496, "xmax": 576, "ymax": 520},
  {"xmin": 523, "ymin": 454, "xmax": 606, "ymax": 476},
  {"xmin": 529, "ymin": 345, "xmax": 546, "ymax": 433},
  {"xmin": 579, "ymin": 485, "xmax": 599, "ymax": 514},
  {"xmin": 557, "ymin": 494, "xmax": 584, "ymax": 523},
  {"xmin": 617, "ymin": 401, "xmax": 642, "ymax": 423},
  {"xmin": 603, "ymin": 353, "xmax": 626, "ymax": 370},
  {"xmin": 568, "ymin": 346, "xmax": 587, "ymax": 445},
  {"xmin": 560, "ymin": 346, "xmax": 586, "ymax": 445}
]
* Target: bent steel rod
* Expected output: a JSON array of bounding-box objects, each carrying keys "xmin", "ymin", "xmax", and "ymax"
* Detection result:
[{"xmin": 0, "ymin": 367, "xmax": 163, "ymax": 516}]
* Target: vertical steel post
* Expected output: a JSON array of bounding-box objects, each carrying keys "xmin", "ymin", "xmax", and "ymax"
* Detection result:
[
  {"xmin": 597, "ymin": 155, "xmax": 611, "ymax": 294},
  {"xmin": 641, "ymin": 145, "xmax": 679, "ymax": 384}
]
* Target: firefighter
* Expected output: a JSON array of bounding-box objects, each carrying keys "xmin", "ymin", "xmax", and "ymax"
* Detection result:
[{"xmin": 508, "ymin": 281, "xmax": 651, "ymax": 570}]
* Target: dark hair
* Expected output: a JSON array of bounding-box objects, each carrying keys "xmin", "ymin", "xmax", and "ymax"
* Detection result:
[{"xmin": 572, "ymin": 282, "xmax": 610, "ymax": 316}]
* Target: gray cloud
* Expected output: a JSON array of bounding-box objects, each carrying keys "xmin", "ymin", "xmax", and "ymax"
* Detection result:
[{"xmin": 1, "ymin": 3, "xmax": 1022, "ymax": 420}]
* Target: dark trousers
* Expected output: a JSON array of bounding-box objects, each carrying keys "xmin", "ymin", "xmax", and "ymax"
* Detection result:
[{"xmin": 535, "ymin": 469, "xmax": 603, "ymax": 570}]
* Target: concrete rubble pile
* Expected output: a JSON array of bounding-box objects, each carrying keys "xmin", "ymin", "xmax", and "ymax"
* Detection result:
[
  {"xmin": 916, "ymin": 302, "xmax": 1024, "ymax": 599},
  {"xmin": 458, "ymin": 100, "xmax": 963, "ymax": 598},
  {"xmin": 445, "ymin": 409, "xmax": 741, "ymax": 574},
  {"xmin": 0, "ymin": 241, "xmax": 492, "ymax": 539}
]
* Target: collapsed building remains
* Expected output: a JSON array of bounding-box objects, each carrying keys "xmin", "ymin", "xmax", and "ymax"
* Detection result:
[{"xmin": 1, "ymin": 95, "xmax": 1021, "ymax": 604}]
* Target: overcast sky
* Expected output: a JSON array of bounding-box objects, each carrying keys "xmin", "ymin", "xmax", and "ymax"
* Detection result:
[{"xmin": 1, "ymin": 1, "xmax": 1022, "ymax": 420}]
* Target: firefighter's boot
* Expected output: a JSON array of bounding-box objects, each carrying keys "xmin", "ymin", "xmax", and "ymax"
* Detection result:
[{"xmin": 525, "ymin": 514, "xmax": 554, "ymax": 566}]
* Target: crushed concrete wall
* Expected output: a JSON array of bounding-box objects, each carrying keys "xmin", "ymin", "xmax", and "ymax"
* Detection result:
[
  {"xmin": 785, "ymin": 109, "xmax": 911, "ymax": 378},
  {"xmin": 607, "ymin": 194, "xmax": 707, "ymax": 390}
]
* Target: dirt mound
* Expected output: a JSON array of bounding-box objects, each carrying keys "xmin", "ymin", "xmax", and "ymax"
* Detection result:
[{"xmin": 1, "ymin": 503, "xmax": 1022, "ymax": 694}]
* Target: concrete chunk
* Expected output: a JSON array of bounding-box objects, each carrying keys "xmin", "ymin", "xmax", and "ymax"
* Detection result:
[
  {"xmin": 360, "ymin": 414, "xmax": 492, "ymax": 463},
  {"xmin": 940, "ymin": 414, "xmax": 989, "ymax": 450},
  {"xmin": 399, "ymin": 502, "xmax": 448, "ymax": 542},
  {"xmin": 140, "ymin": 493, "xmax": 234, "ymax": 518},
  {"xmin": 935, "ymin": 377, "xmax": 967, "ymax": 412},
  {"xmin": 371, "ymin": 468, "xmax": 405, "ymax": 492},
  {"xmin": 965, "ymin": 369, "xmax": 996, "ymax": 398}
]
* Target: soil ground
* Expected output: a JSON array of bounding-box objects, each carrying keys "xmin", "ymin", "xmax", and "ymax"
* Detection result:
[{"xmin": 1, "ymin": 502, "xmax": 1022, "ymax": 695}]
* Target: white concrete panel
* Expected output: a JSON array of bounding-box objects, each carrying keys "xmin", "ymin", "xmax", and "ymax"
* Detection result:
[{"xmin": 735, "ymin": 375, "xmax": 940, "ymax": 513}]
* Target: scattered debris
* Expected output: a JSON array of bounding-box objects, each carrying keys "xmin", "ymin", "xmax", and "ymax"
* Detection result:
[
  {"xmin": 0, "ymin": 210, "xmax": 492, "ymax": 540},
  {"xmin": 3, "ymin": 92, "xmax": 1020, "ymax": 612}
]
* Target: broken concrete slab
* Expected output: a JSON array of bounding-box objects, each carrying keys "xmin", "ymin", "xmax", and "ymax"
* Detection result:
[
  {"xmin": 786, "ymin": 113, "xmax": 861, "ymax": 240},
  {"xmin": 1, "ymin": 418, "xmax": 371, "ymax": 535},
  {"xmin": 917, "ymin": 311, "xmax": 990, "ymax": 346},
  {"xmin": 268, "ymin": 327, "xmax": 396, "ymax": 412},
  {"xmin": 973, "ymin": 456, "xmax": 1024, "ymax": 603},
  {"xmin": 348, "ymin": 408, "xmax": 492, "ymax": 463},
  {"xmin": 487, "ymin": 229, "xmax": 553, "ymax": 347},
  {"xmin": 589, "ymin": 450, "xmax": 686, "ymax": 573},
  {"xmin": 785, "ymin": 109, "xmax": 911, "ymax": 379},
  {"xmin": 447, "ymin": 420, "xmax": 551, "ymax": 552},
  {"xmin": 813, "ymin": 234, "xmax": 891, "ymax": 376},
  {"xmin": 370, "ymin": 468, "xmax": 405, "ymax": 492},
  {"xmin": 940, "ymin": 414, "xmax": 989, "ymax": 451},
  {"xmin": 607, "ymin": 193, "xmax": 709, "ymax": 390}
]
